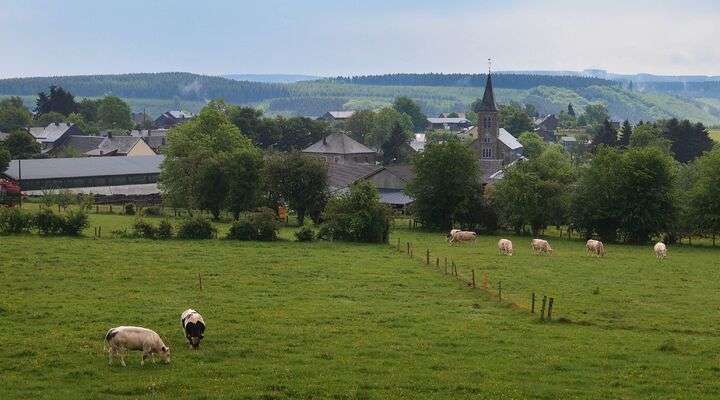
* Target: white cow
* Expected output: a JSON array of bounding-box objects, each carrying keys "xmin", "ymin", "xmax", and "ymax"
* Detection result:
[
  {"xmin": 447, "ymin": 229, "xmax": 461, "ymax": 242},
  {"xmin": 449, "ymin": 230, "xmax": 477, "ymax": 244},
  {"xmin": 105, "ymin": 326, "xmax": 170, "ymax": 366},
  {"xmin": 498, "ymin": 239, "xmax": 513, "ymax": 255},
  {"xmin": 586, "ymin": 239, "xmax": 605, "ymax": 257},
  {"xmin": 531, "ymin": 239, "xmax": 553, "ymax": 255},
  {"xmin": 654, "ymin": 242, "xmax": 667, "ymax": 259}
]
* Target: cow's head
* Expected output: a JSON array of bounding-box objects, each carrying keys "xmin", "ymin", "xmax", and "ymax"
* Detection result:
[{"xmin": 188, "ymin": 334, "xmax": 204, "ymax": 349}]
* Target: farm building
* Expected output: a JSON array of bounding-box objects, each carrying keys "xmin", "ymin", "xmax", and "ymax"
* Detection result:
[
  {"xmin": 28, "ymin": 122, "xmax": 84, "ymax": 152},
  {"xmin": 317, "ymin": 111, "xmax": 355, "ymax": 123},
  {"xmin": 154, "ymin": 110, "xmax": 193, "ymax": 129},
  {"xmin": 534, "ymin": 114, "xmax": 559, "ymax": 141},
  {"xmin": 130, "ymin": 129, "xmax": 169, "ymax": 153},
  {"xmin": 48, "ymin": 134, "xmax": 156, "ymax": 157},
  {"xmin": 303, "ymin": 133, "xmax": 377, "ymax": 164},
  {"xmin": 1, "ymin": 155, "xmax": 164, "ymax": 193},
  {"xmin": 326, "ymin": 162, "xmax": 415, "ymax": 209},
  {"xmin": 426, "ymin": 117, "xmax": 471, "ymax": 131}
]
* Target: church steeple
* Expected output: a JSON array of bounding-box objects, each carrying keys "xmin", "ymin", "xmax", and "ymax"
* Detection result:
[{"xmin": 479, "ymin": 72, "xmax": 497, "ymax": 112}]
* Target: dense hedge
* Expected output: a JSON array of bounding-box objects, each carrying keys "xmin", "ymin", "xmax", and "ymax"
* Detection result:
[{"xmin": 0, "ymin": 207, "xmax": 88, "ymax": 236}]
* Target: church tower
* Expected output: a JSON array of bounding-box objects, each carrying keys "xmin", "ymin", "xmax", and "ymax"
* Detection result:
[{"xmin": 476, "ymin": 72, "xmax": 501, "ymax": 160}]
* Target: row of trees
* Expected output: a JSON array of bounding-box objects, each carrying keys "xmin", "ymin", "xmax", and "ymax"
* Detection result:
[
  {"xmin": 408, "ymin": 133, "xmax": 720, "ymax": 244},
  {"xmin": 33, "ymin": 86, "xmax": 135, "ymax": 132}
]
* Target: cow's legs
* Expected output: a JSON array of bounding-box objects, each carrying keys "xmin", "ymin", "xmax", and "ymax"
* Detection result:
[
  {"xmin": 108, "ymin": 347, "xmax": 113, "ymax": 365},
  {"xmin": 119, "ymin": 350, "xmax": 126, "ymax": 367}
]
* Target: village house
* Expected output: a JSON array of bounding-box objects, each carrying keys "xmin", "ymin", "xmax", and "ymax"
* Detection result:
[
  {"xmin": 325, "ymin": 162, "xmax": 415, "ymax": 210},
  {"xmin": 302, "ymin": 133, "xmax": 377, "ymax": 164},
  {"xmin": 129, "ymin": 129, "xmax": 169, "ymax": 153},
  {"xmin": 28, "ymin": 122, "xmax": 84, "ymax": 152},
  {"xmin": 317, "ymin": 111, "xmax": 355, "ymax": 124},
  {"xmin": 48, "ymin": 133, "xmax": 156, "ymax": 157},
  {"xmin": 153, "ymin": 110, "xmax": 194, "ymax": 129},
  {"xmin": 426, "ymin": 117, "xmax": 471, "ymax": 131},
  {"xmin": 534, "ymin": 114, "xmax": 559, "ymax": 141}
]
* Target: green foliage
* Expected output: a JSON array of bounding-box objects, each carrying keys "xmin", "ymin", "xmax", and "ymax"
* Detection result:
[
  {"xmin": 345, "ymin": 109, "xmax": 376, "ymax": 143},
  {"xmin": 393, "ymin": 96, "xmax": 427, "ymax": 132},
  {"xmin": 493, "ymin": 146, "xmax": 574, "ymax": 235},
  {"xmin": 226, "ymin": 148, "xmax": 264, "ymax": 219},
  {"xmin": 33, "ymin": 209, "xmax": 65, "ymax": 235},
  {"xmin": 177, "ymin": 216, "xmax": 217, "ymax": 239},
  {"xmin": 132, "ymin": 219, "xmax": 157, "ymax": 239},
  {"xmin": 0, "ymin": 96, "xmax": 31, "ymax": 132},
  {"xmin": 124, "ymin": 203, "xmax": 136, "ymax": 215},
  {"xmin": 294, "ymin": 225, "xmax": 316, "ymax": 242},
  {"xmin": 518, "ymin": 131, "xmax": 546, "ymax": 158},
  {"xmin": 406, "ymin": 139, "xmax": 482, "ymax": 230},
  {"xmin": 0, "ymin": 207, "xmax": 33, "ymax": 234},
  {"xmin": 381, "ymin": 121, "xmax": 411, "ymax": 164},
  {"xmin": 659, "ymin": 118, "xmax": 713, "ymax": 163},
  {"xmin": 226, "ymin": 219, "xmax": 257, "ymax": 241},
  {"xmin": 141, "ymin": 206, "xmax": 162, "ymax": 217},
  {"xmin": 35, "ymin": 85, "xmax": 77, "ymax": 116},
  {"xmin": 688, "ymin": 147, "xmax": 720, "ymax": 237},
  {"xmin": 96, "ymin": 96, "xmax": 133, "ymax": 130},
  {"xmin": 33, "ymin": 111, "xmax": 65, "ymax": 126},
  {"xmin": 226, "ymin": 208, "xmax": 279, "ymax": 241},
  {"xmin": 592, "ymin": 119, "xmax": 618, "ymax": 148},
  {"xmin": 630, "ymin": 123, "xmax": 671, "ymax": 152},
  {"xmin": 156, "ymin": 219, "xmax": 174, "ymax": 240},
  {"xmin": 619, "ymin": 120, "xmax": 632, "ymax": 147},
  {"xmin": 0, "ymin": 145, "xmax": 9, "ymax": 173},
  {"xmin": 265, "ymin": 153, "xmax": 327, "ymax": 225},
  {"xmin": 4, "ymin": 130, "xmax": 40, "ymax": 158},
  {"xmin": 321, "ymin": 181, "xmax": 391, "ymax": 243},
  {"xmin": 578, "ymin": 103, "xmax": 610, "ymax": 127},
  {"xmin": 367, "ymin": 107, "xmax": 412, "ymax": 151},
  {"xmin": 498, "ymin": 102, "xmax": 534, "ymax": 136}
]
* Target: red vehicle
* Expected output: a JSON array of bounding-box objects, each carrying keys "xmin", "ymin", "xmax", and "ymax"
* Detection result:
[{"xmin": 0, "ymin": 178, "xmax": 22, "ymax": 206}]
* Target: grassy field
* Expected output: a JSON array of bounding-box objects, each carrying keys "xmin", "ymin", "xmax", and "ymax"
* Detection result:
[
  {"xmin": 2, "ymin": 213, "xmax": 720, "ymax": 399},
  {"xmin": 709, "ymin": 128, "xmax": 720, "ymax": 142}
]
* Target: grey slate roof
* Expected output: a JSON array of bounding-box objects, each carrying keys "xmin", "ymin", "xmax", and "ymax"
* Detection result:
[
  {"xmin": 326, "ymin": 162, "xmax": 383, "ymax": 191},
  {"xmin": 167, "ymin": 110, "xmax": 193, "ymax": 119},
  {"xmin": 478, "ymin": 74, "xmax": 497, "ymax": 112},
  {"xmin": 58, "ymin": 136, "xmax": 106, "ymax": 154},
  {"xmin": 378, "ymin": 189, "xmax": 414, "ymax": 206},
  {"xmin": 323, "ymin": 111, "xmax": 355, "ymax": 120},
  {"xmin": 498, "ymin": 128, "xmax": 523, "ymax": 150},
  {"xmin": 303, "ymin": 133, "xmax": 375, "ymax": 155},
  {"xmin": 28, "ymin": 123, "xmax": 77, "ymax": 143},
  {"xmin": 427, "ymin": 117, "xmax": 470, "ymax": 124},
  {"xmin": 4, "ymin": 155, "xmax": 164, "ymax": 181},
  {"xmin": 52, "ymin": 135, "xmax": 149, "ymax": 156}
]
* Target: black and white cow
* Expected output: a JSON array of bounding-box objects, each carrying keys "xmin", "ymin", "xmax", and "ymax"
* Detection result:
[{"xmin": 180, "ymin": 309, "xmax": 206, "ymax": 349}]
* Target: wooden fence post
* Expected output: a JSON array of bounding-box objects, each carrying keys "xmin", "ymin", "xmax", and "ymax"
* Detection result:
[
  {"xmin": 471, "ymin": 269, "xmax": 476, "ymax": 288},
  {"xmin": 436, "ymin": 257, "xmax": 439, "ymax": 268},
  {"xmin": 531, "ymin": 292, "xmax": 536, "ymax": 314},
  {"xmin": 426, "ymin": 249, "xmax": 430, "ymax": 265},
  {"xmin": 98, "ymin": 226, "xmax": 101, "ymax": 238},
  {"xmin": 547, "ymin": 297, "xmax": 554, "ymax": 321},
  {"xmin": 540, "ymin": 296, "xmax": 547, "ymax": 321},
  {"xmin": 451, "ymin": 261, "xmax": 456, "ymax": 277},
  {"xmin": 406, "ymin": 242, "xmax": 410, "ymax": 255},
  {"xmin": 482, "ymin": 272, "xmax": 488, "ymax": 289},
  {"xmin": 408, "ymin": 219, "xmax": 412, "ymax": 229}
]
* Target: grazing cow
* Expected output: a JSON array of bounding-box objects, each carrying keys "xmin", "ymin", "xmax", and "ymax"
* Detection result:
[
  {"xmin": 531, "ymin": 239, "xmax": 553, "ymax": 255},
  {"xmin": 449, "ymin": 230, "xmax": 477, "ymax": 244},
  {"xmin": 181, "ymin": 309, "xmax": 206, "ymax": 350},
  {"xmin": 654, "ymin": 242, "xmax": 667, "ymax": 259},
  {"xmin": 586, "ymin": 239, "xmax": 605, "ymax": 257},
  {"xmin": 447, "ymin": 229, "xmax": 461, "ymax": 242},
  {"xmin": 498, "ymin": 239, "xmax": 513, "ymax": 255},
  {"xmin": 105, "ymin": 326, "xmax": 170, "ymax": 366}
]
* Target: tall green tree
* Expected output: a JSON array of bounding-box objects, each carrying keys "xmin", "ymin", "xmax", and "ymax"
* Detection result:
[
  {"xmin": 35, "ymin": 86, "xmax": 78, "ymax": 116},
  {"xmin": 567, "ymin": 103, "xmax": 576, "ymax": 117},
  {"xmin": 578, "ymin": 103, "xmax": 609, "ymax": 127},
  {"xmin": 322, "ymin": 180, "xmax": 392, "ymax": 243},
  {"xmin": 77, "ymin": 98, "xmax": 100, "ymax": 123},
  {"xmin": 226, "ymin": 148, "xmax": 264, "ymax": 219},
  {"xmin": 518, "ymin": 131, "xmax": 546, "ymax": 159},
  {"xmin": 0, "ymin": 97, "xmax": 32, "ymax": 132},
  {"xmin": 688, "ymin": 148, "xmax": 720, "ymax": 239},
  {"xmin": 345, "ymin": 109, "xmax": 376, "ymax": 143},
  {"xmin": 367, "ymin": 107, "xmax": 412, "ymax": 151},
  {"xmin": 4, "ymin": 131, "xmax": 40, "ymax": 159},
  {"xmin": 382, "ymin": 121, "xmax": 410, "ymax": 164},
  {"xmin": 407, "ymin": 139, "xmax": 482, "ymax": 230},
  {"xmin": 274, "ymin": 116, "xmax": 329, "ymax": 151},
  {"xmin": 497, "ymin": 102, "xmax": 534, "ymax": 136},
  {"xmin": 393, "ymin": 97, "xmax": 427, "ymax": 132},
  {"xmin": 97, "ymin": 96, "xmax": 133, "ymax": 130},
  {"xmin": 660, "ymin": 118, "xmax": 713, "ymax": 163},
  {"xmin": 619, "ymin": 120, "xmax": 632, "ymax": 147},
  {"xmin": 0, "ymin": 145, "xmax": 10, "ymax": 173},
  {"xmin": 33, "ymin": 112, "xmax": 65, "ymax": 127},
  {"xmin": 630, "ymin": 123, "xmax": 671, "ymax": 153},
  {"xmin": 593, "ymin": 119, "xmax": 618, "ymax": 148},
  {"xmin": 265, "ymin": 153, "xmax": 328, "ymax": 225}
]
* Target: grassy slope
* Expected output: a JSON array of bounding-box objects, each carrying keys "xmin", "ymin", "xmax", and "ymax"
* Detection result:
[
  {"xmin": 2, "ymin": 212, "xmax": 720, "ymax": 398},
  {"xmin": 709, "ymin": 128, "xmax": 720, "ymax": 141}
]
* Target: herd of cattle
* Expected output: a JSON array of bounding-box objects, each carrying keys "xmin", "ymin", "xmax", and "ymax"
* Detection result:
[
  {"xmin": 447, "ymin": 229, "xmax": 669, "ymax": 259},
  {"xmin": 104, "ymin": 308, "xmax": 205, "ymax": 366}
]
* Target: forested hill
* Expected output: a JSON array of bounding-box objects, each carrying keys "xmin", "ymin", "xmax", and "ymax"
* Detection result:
[
  {"xmin": 0, "ymin": 72, "xmax": 289, "ymax": 103},
  {"xmin": 328, "ymin": 73, "xmax": 618, "ymax": 89}
]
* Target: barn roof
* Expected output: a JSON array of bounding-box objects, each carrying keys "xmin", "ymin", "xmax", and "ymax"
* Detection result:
[
  {"xmin": 498, "ymin": 128, "xmax": 523, "ymax": 150},
  {"xmin": 326, "ymin": 162, "xmax": 383, "ymax": 190},
  {"xmin": 427, "ymin": 117, "xmax": 470, "ymax": 124},
  {"xmin": 324, "ymin": 111, "xmax": 355, "ymax": 119},
  {"xmin": 303, "ymin": 133, "xmax": 375, "ymax": 155},
  {"xmin": 4, "ymin": 155, "xmax": 164, "ymax": 181},
  {"xmin": 378, "ymin": 189, "xmax": 414, "ymax": 206},
  {"xmin": 28, "ymin": 123, "xmax": 77, "ymax": 143}
]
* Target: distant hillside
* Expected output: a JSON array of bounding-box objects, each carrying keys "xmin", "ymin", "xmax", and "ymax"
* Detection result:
[
  {"xmin": 223, "ymin": 74, "xmax": 321, "ymax": 83},
  {"xmin": 0, "ymin": 72, "xmax": 289, "ymax": 103}
]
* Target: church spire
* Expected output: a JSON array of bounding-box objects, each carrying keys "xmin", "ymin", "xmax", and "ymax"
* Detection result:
[{"xmin": 479, "ymin": 68, "xmax": 497, "ymax": 112}]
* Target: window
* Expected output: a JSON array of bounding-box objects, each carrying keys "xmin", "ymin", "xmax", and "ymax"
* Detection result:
[{"xmin": 481, "ymin": 147, "xmax": 492, "ymax": 158}]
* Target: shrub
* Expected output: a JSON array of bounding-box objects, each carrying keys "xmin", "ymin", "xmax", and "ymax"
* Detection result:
[
  {"xmin": 227, "ymin": 219, "xmax": 257, "ymax": 240},
  {"xmin": 142, "ymin": 206, "xmax": 162, "ymax": 217},
  {"xmin": 33, "ymin": 209, "xmax": 64, "ymax": 235},
  {"xmin": 294, "ymin": 226, "xmax": 316, "ymax": 242},
  {"xmin": 132, "ymin": 219, "xmax": 157, "ymax": 239},
  {"xmin": 0, "ymin": 207, "xmax": 33, "ymax": 234},
  {"xmin": 156, "ymin": 220, "xmax": 174, "ymax": 240},
  {"xmin": 110, "ymin": 228, "xmax": 134, "ymax": 239},
  {"xmin": 177, "ymin": 216, "xmax": 216, "ymax": 239},
  {"xmin": 321, "ymin": 181, "xmax": 392, "ymax": 243},
  {"xmin": 61, "ymin": 209, "xmax": 89, "ymax": 236},
  {"xmin": 124, "ymin": 203, "xmax": 136, "ymax": 215},
  {"xmin": 225, "ymin": 208, "xmax": 279, "ymax": 241}
]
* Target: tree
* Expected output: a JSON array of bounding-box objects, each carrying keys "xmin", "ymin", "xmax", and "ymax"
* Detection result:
[
  {"xmin": 321, "ymin": 180, "xmax": 392, "ymax": 243},
  {"xmin": 659, "ymin": 118, "xmax": 713, "ymax": 163},
  {"xmin": 688, "ymin": 148, "xmax": 720, "ymax": 240},
  {"xmin": 393, "ymin": 97, "xmax": 427, "ymax": 132},
  {"xmin": 382, "ymin": 121, "xmax": 410, "ymax": 164},
  {"xmin": 557, "ymin": 110, "xmax": 577, "ymax": 129},
  {"xmin": 0, "ymin": 145, "xmax": 9, "ymax": 173},
  {"xmin": 0, "ymin": 97, "xmax": 32, "ymax": 132},
  {"xmin": 578, "ymin": 103, "xmax": 609, "ymax": 127},
  {"xmin": 630, "ymin": 123, "xmax": 671, "ymax": 153},
  {"xmin": 592, "ymin": 119, "xmax": 618, "ymax": 147},
  {"xmin": 35, "ymin": 85, "xmax": 78, "ymax": 116},
  {"xmin": 265, "ymin": 153, "xmax": 328, "ymax": 225},
  {"xmin": 567, "ymin": 103, "xmax": 576, "ymax": 117},
  {"xmin": 498, "ymin": 102, "xmax": 534, "ymax": 136},
  {"xmin": 275, "ymin": 116, "xmax": 329, "ymax": 152},
  {"xmin": 493, "ymin": 145, "xmax": 574, "ymax": 235},
  {"xmin": 227, "ymin": 106, "xmax": 263, "ymax": 136},
  {"xmin": 426, "ymin": 129, "xmax": 456, "ymax": 144},
  {"xmin": 345, "ymin": 109, "xmax": 376, "ymax": 143},
  {"xmin": 97, "ymin": 96, "xmax": 133, "ymax": 130},
  {"xmin": 226, "ymin": 148, "xmax": 264, "ymax": 219},
  {"xmin": 77, "ymin": 99, "xmax": 100, "ymax": 123},
  {"xmin": 406, "ymin": 139, "xmax": 483, "ymax": 230},
  {"xmin": 159, "ymin": 106, "xmax": 255, "ymax": 213},
  {"xmin": 619, "ymin": 120, "xmax": 632, "ymax": 147},
  {"xmin": 4, "ymin": 131, "xmax": 40, "ymax": 159},
  {"xmin": 367, "ymin": 107, "xmax": 412, "ymax": 151},
  {"xmin": 65, "ymin": 113, "xmax": 90, "ymax": 133},
  {"xmin": 33, "ymin": 112, "xmax": 65, "ymax": 127},
  {"xmin": 518, "ymin": 131, "xmax": 546, "ymax": 159}
]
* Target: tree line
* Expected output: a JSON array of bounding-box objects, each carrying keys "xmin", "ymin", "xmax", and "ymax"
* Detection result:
[{"xmin": 328, "ymin": 73, "xmax": 617, "ymax": 90}]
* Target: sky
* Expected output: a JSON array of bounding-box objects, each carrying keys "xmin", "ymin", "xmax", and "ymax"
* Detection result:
[{"xmin": 1, "ymin": 0, "xmax": 719, "ymax": 78}]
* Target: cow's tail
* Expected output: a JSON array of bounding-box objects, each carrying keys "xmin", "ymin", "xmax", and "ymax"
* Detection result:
[{"xmin": 103, "ymin": 328, "xmax": 118, "ymax": 351}]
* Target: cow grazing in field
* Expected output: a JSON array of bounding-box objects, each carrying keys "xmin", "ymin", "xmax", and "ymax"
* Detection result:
[
  {"xmin": 531, "ymin": 239, "xmax": 553, "ymax": 255},
  {"xmin": 105, "ymin": 326, "xmax": 170, "ymax": 367},
  {"xmin": 449, "ymin": 230, "xmax": 477, "ymax": 244},
  {"xmin": 447, "ymin": 229, "xmax": 461, "ymax": 242},
  {"xmin": 654, "ymin": 242, "xmax": 667, "ymax": 259},
  {"xmin": 586, "ymin": 239, "xmax": 605, "ymax": 257},
  {"xmin": 181, "ymin": 309, "xmax": 206, "ymax": 350},
  {"xmin": 498, "ymin": 239, "xmax": 513, "ymax": 255}
]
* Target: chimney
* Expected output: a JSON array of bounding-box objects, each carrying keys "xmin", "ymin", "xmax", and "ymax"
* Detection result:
[
  {"xmin": 107, "ymin": 131, "xmax": 112, "ymax": 139},
  {"xmin": 322, "ymin": 135, "xmax": 327, "ymax": 145},
  {"xmin": 54, "ymin": 122, "xmax": 59, "ymax": 126}
]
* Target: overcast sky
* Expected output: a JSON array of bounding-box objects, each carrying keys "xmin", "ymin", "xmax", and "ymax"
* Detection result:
[{"xmin": 1, "ymin": 0, "xmax": 718, "ymax": 78}]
